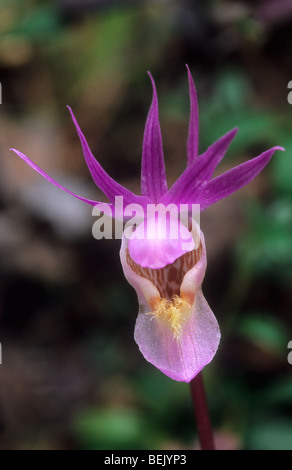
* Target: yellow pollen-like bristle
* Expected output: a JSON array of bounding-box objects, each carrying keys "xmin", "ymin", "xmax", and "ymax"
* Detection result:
[{"xmin": 148, "ymin": 295, "xmax": 191, "ymax": 339}]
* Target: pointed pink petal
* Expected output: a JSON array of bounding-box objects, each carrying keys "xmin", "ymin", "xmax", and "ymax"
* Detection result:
[
  {"xmin": 10, "ymin": 148, "xmax": 102, "ymax": 206},
  {"xmin": 68, "ymin": 106, "xmax": 148, "ymax": 207},
  {"xmin": 198, "ymin": 146, "xmax": 284, "ymax": 211},
  {"xmin": 198, "ymin": 128, "xmax": 238, "ymax": 180},
  {"xmin": 162, "ymin": 128, "xmax": 238, "ymax": 205},
  {"xmin": 140, "ymin": 72, "xmax": 168, "ymax": 202},
  {"xmin": 186, "ymin": 65, "xmax": 199, "ymax": 165}
]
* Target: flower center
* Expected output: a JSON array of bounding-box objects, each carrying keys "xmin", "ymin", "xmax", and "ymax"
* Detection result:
[
  {"xmin": 127, "ymin": 244, "xmax": 202, "ymax": 299},
  {"xmin": 126, "ymin": 242, "xmax": 202, "ymax": 339},
  {"xmin": 147, "ymin": 295, "xmax": 191, "ymax": 339}
]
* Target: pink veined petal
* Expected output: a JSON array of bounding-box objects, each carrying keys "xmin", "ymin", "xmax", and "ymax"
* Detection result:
[
  {"xmin": 140, "ymin": 72, "xmax": 168, "ymax": 203},
  {"xmin": 68, "ymin": 106, "xmax": 148, "ymax": 207},
  {"xmin": 162, "ymin": 128, "xmax": 238, "ymax": 205},
  {"xmin": 198, "ymin": 146, "xmax": 285, "ymax": 211},
  {"xmin": 120, "ymin": 221, "xmax": 220, "ymax": 383},
  {"xmin": 10, "ymin": 148, "xmax": 102, "ymax": 207},
  {"xmin": 186, "ymin": 64, "xmax": 199, "ymax": 165},
  {"xmin": 134, "ymin": 289, "xmax": 220, "ymax": 382}
]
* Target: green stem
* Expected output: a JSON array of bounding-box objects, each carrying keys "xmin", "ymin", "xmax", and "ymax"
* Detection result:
[{"xmin": 190, "ymin": 371, "xmax": 215, "ymax": 450}]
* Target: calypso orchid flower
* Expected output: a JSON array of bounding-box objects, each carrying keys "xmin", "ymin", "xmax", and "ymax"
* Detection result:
[{"xmin": 10, "ymin": 66, "xmax": 284, "ymax": 383}]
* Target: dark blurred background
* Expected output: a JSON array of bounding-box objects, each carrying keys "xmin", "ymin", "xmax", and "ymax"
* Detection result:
[{"xmin": 0, "ymin": 0, "xmax": 292, "ymax": 450}]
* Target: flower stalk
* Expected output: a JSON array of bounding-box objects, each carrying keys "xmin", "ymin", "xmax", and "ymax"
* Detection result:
[{"xmin": 190, "ymin": 372, "xmax": 215, "ymax": 450}]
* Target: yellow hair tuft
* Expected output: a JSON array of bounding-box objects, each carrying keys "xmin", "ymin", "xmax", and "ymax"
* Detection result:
[{"xmin": 148, "ymin": 295, "xmax": 191, "ymax": 339}]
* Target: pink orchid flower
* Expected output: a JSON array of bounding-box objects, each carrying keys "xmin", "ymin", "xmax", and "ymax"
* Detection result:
[{"xmin": 10, "ymin": 66, "xmax": 283, "ymax": 383}]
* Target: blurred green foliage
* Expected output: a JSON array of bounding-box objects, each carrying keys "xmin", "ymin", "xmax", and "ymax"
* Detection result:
[
  {"xmin": 236, "ymin": 200, "xmax": 292, "ymax": 284},
  {"xmin": 237, "ymin": 313, "xmax": 290, "ymax": 356}
]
